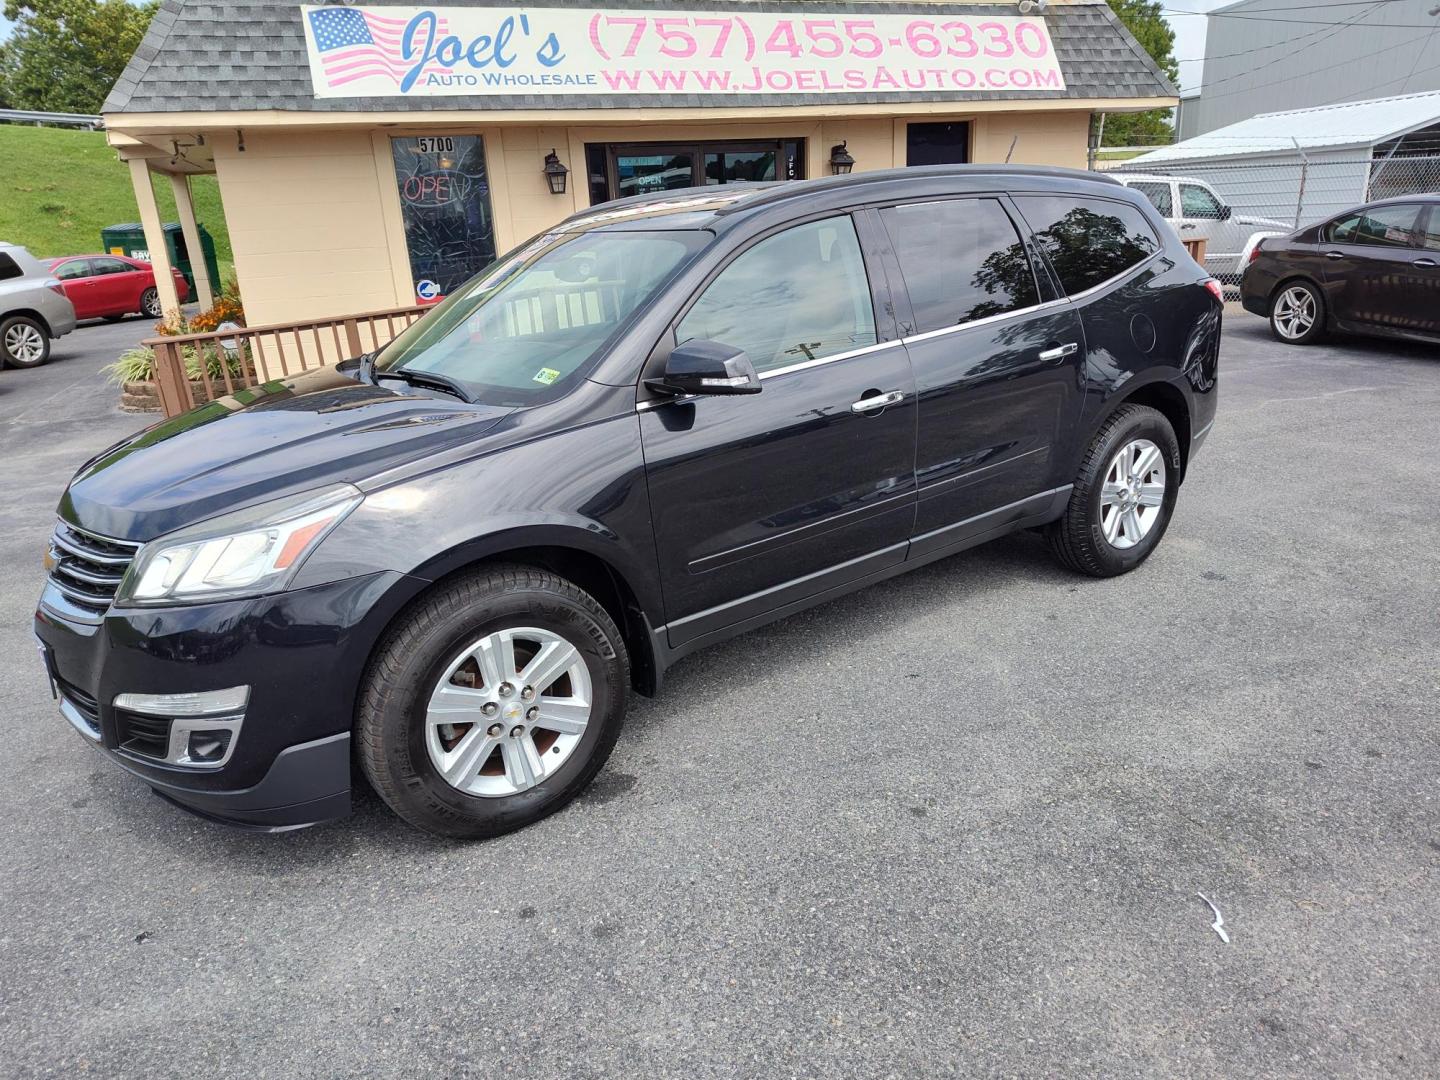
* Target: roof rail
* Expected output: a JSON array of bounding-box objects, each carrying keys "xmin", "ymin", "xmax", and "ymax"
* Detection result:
[{"xmin": 714, "ymin": 164, "xmax": 1122, "ymax": 215}]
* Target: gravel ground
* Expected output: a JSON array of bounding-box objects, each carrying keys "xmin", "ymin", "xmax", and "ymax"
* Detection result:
[{"xmin": 0, "ymin": 312, "xmax": 1436, "ymax": 1079}]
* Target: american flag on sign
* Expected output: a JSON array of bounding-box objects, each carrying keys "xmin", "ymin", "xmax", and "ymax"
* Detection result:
[{"xmin": 307, "ymin": 7, "xmax": 452, "ymax": 89}]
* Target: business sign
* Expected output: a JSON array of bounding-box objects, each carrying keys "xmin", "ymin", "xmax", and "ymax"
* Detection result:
[{"xmin": 302, "ymin": 6, "xmax": 1064, "ymax": 98}]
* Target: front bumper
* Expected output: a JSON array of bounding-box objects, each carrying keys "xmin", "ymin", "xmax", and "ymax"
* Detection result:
[{"xmin": 34, "ymin": 569, "xmax": 418, "ymax": 830}]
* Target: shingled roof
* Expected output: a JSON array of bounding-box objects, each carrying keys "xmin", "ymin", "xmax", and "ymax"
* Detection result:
[{"xmin": 104, "ymin": 0, "xmax": 1175, "ymax": 115}]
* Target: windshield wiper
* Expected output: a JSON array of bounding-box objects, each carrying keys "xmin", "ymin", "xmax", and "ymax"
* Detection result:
[{"xmin": 373, "ymin": 368, "xmax": 474, "ymax": 403}]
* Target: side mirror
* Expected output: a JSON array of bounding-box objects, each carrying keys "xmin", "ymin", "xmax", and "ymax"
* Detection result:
[
  {"xmin": 1219, "ymin": 204, "xmax": 1233, "ymax": 221},
  {"xmin": 646, "ymin": 339, "xmax": 762, "ymax": 397}
]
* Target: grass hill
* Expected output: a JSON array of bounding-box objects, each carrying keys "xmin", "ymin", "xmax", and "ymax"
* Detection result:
[{"xmin": 0, "ymin": 123, "xmax": 234, "ymax": 281}]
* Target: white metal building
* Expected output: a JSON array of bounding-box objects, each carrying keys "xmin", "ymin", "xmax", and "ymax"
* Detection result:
[
  {"xmin": 1180, "ymin": 0, "xmax": 1440, "ymax": 137},
  {"xmin": 1121, "ymin": 91, "xmax": 1440, "ymax": 226}
]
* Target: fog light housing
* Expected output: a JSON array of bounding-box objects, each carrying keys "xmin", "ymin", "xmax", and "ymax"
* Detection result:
[
  {"xmin": 113, "ymin": 686, "xmax": 249, "ymax": 717},
  {"xmin": 112, "ymin": 687, "xmax": 247, "ymax": 770}
]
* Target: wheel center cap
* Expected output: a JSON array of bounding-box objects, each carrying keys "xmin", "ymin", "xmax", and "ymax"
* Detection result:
[{"xmin": 501, "ymin": 701, "xmax": 524, "ymax": 723}]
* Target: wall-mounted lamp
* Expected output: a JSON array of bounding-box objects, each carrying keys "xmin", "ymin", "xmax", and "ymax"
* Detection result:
[
  {"xmin": 543, "ymin": 149, "xmax": 569, "ymax": 195},
  {"xmin": 829, "ymin": 141, "xmax": 855, "ymax": 175}
]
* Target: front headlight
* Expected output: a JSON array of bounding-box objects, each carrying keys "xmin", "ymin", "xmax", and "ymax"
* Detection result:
[{"xmin": 117, "ymin": 484, "xmax": 363, "ymax": 606}]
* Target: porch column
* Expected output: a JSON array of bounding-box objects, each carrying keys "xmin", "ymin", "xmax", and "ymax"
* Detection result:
[
  {"xmin": 126, "ymin": 158, "xmax": 183, "ymax": 324},
  {"xmin": 168, "ymin": 173, "xmax": 215, "ymax": 310}
]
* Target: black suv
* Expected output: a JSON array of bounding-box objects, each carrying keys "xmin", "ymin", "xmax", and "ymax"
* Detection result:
[{"xmin": 35, "ymin": 166, "xmax": 1221, "ymax": 838}]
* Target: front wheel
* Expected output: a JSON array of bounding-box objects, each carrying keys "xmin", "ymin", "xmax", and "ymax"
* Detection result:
[
  {"xmin": 357, "ymin": 565, "xmax": 629, "ymax": 839},
  {"xmin": 1269, "ymin": 280, "xmax": 1325, "ymax": 344},
  {"xmin": 1047, "ymin": 404, "xmax": 1182, "ymax": 578},
  {"xmin": 1, "ymin": 315, "xmax": 50, "ymax": 368}
]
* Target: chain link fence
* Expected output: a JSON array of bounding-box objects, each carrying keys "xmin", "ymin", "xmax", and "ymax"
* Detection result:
[{"xmin": 1094, "ymin": 152, "xmax": 1440, "ymax": 231}]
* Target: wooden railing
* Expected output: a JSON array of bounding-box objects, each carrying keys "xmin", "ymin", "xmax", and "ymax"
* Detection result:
[
  {"xmin": 1182, "ymin": 237, "xmax": 1208, "ymax": 265},
  {"xmin": 144, "ymin": 304, "xmax": 428, "ymax": 417}
]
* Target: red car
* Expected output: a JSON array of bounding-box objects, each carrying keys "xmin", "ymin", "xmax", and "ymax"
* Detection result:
[{"xmin": 46, "ymin": 254, "xmax": 190, "ymax": 321}]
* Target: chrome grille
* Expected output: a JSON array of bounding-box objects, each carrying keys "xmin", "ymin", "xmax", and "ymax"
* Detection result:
[{"xmin": 46, "ymin": 521, "xmax": 140, "ymax": 615}]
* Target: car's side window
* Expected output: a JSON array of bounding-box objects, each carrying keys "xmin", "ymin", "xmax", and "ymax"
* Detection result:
[
  {"xmin": 54, "ymin": 260, "xmax": 91, "ymax": 281},
  {"xmin": 1328, "ymin": 205, "xmax": 1422, "ymax": 247},
  {"xmin": 1131, "ymin": 182, "xmax": 1173, "ymax": 217},
  {"xmin": 881, "ymin": 198, "xmax": 1039, "ymax": 332},
  {"xmin": 90, "ymin": 257, "xmax": 132, "ymax": 275},
  {"xmin": 0, "ymin": 254, "xmax": 23, "ymax": 281},
  {"xmin": 1179, "ymin": 184, "xmax": 1224, "ymax": 218},
  {"xmin": 1417, "ymin": 208, "xmax": 1440, "ymax": 251},
  {"xmin": 1016, "ymin": 195, "xmax": 1160, "ymax": 297},
  {"xmin": 677, "ymin": 215, "xmax": 877, "ymax": 374}
]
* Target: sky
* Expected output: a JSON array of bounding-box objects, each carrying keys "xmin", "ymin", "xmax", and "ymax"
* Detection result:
[{"xmin": 1165, "ymin": 0, "xmax": 1232, "ymax": 93}]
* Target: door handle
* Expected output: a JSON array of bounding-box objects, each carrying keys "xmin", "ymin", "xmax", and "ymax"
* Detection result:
[
  {"xmin": 1180, "ymin": 223, "xmax": 1196, "ymax": 231},
  {"xmin": 1039, "ymin": 342, "xmax": 1079, "ymax": 362},
  {"xmin": 1415, "ymin": 257, "xmax": 1438, "ymax": 268},
  {"xmin": 1326, "ymin": 251, "xmax": 1345, "ymax": 260},
  {"xmin": 850, "ymin": 389, "xmax": 905, "ymax": 414}
]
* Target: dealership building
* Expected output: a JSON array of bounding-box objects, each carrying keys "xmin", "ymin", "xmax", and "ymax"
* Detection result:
[{"xmin": 103, "ymin": 0, "xmax": 1174, "ymax": 328}]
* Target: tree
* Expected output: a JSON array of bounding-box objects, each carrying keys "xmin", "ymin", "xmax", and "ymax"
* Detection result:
[
  {"xmin": 1103, "ymin": 0, "xmax": 1180, "ymax": 147},
  {"xmin": 0, "ymin": 0, "xmax": 157, "ymax": 114}
]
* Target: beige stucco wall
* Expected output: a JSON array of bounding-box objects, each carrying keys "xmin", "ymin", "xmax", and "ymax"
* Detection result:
[{"xmin": 210, "ymin": 109, "xmax": 1091, "ymax": 327}]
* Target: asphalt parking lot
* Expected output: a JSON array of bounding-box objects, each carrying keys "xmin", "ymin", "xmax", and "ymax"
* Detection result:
[{"xmin": 1, "ymin": 313, "xmax": 1437, "ymax": 1078}]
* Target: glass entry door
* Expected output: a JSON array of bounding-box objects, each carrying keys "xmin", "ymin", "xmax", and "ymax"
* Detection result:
[
  {"xmin": 613, "ymin": 148, "xmax": 699, "ymax": 199},
  {"xmin": 594, "ymin": 140, "xmax": 804, "ymax": 205}
]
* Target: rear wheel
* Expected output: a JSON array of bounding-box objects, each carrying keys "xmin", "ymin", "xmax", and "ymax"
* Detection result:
[
  {"xmin": 0, "ymin": 315, "xmax": 50, "ymax": 368},
  {"xmin": 1047, "ymin": 404, "xmax": 1181, "ymax": 578},
  {"xmin": 357, "ymin": 565, "xmax": 629, "ymax": 839},
  {"xmin": 1269, "ymin": 280, "xmax": 1325, "ymax": 344},
  {"xmin": 140, "ymin": 287, "xmax": 162, "ymax": 319}
]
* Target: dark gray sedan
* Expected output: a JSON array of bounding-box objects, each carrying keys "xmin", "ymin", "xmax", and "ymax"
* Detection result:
[{"xmin": 1240, "ymin": 195, "xmax": 1440, "ymax": 345}]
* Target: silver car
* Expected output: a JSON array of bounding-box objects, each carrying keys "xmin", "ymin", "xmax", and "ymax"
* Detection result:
[
  {"xmin": 0, "ymin": 242, "xmax": 77, "ymax": 369},
  {"xmin": 1110, "ymin": 173, "xmax": 1288, "ymax": 286}
]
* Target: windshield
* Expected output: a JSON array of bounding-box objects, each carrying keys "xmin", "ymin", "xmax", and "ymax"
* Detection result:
[{"xmin": 374, "ymin": 228, "xmax": 707, "ymax": 405}]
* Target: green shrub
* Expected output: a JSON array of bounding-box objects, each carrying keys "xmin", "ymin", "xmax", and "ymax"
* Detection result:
[{"xmin": 102, "ymin": 343, "xmax": 249, "ymax": 386}]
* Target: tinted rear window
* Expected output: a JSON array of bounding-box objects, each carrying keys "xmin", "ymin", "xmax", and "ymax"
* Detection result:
[
  {"xmin": 0, "ymin": 253, "xmax": 22, "ymax": 282},
  {"xmin": 1017, "ymin": 195, "xmax": 1161, "ymax": 296},
  {"xmin": 881, "ymin": 198, "xmax": 1039, "ymax": 332}
]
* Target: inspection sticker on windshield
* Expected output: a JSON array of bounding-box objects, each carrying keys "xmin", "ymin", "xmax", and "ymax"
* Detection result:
[{"xmin": 532, "ymin": 367, "xmax": 561, "ymax": 386}]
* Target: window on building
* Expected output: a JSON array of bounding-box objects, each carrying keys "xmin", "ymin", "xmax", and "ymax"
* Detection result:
[
  {"xmin": 1130, "ymin": 181, "xmax": 1173, "ymax": 217},
  {"xmin": 881, "ymin": 198, "xmax": 1038, "ymax": 330},
  {"xmin": 1179, "ymin": 184, "xmax": 1224, "ymax": 219},
  {"xmin": 1328, "ymin": 204, "xmax": 1423, "ymax": 247},
  {"xmin": 906, "ymin": 122, "xmax": 971, "ymax": 167},
  {"xmin": 678, "ymin": 216, "xmax": 876, "ymax": 373},
  {"xmin": 1017, "ymin": 196, "xmax": 1161, "ymax": 296},
  {"xmin": 390, "ymin": 135, "xmax": 497, "ymax": 303},
  {"xmin": 53, "ymin": 260, "xmax": 91, "ymax": 280}
]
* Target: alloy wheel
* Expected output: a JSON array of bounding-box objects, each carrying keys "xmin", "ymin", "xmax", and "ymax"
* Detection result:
[
  {"xmin": 1272, "ymin": 286, "xmax": 1316, "ymax": 340},
  {"xmin": 424, "ymin": 626, "xmax": 592, "ymax": 798},
  {"xmin": 1099, "ymin": 438, "xmax": 1166, "ymax": 550},
  {"xmin": 3, "ymin": 322, "xmax": 45, "ymax": 364},
  {"xmin": 142, "ymin": 289, "xmax": 162, "ymax": 318}
]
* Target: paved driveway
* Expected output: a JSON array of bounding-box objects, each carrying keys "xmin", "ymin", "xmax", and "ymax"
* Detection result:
[{"xmin": 1, "ymin": 315, "xmax": 1437, "ymax": 1078}]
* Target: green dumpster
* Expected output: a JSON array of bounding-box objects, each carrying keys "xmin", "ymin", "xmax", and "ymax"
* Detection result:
[{"xmin": 100, "ymin": 222, "xmax": 220, "ymax": 303}]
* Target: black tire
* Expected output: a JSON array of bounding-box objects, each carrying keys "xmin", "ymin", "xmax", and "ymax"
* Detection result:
[
  {"xmin": 1047, "ymin": 404, "xmax": 1182, "ymax": 578},
  {"xmin": 140, "ymin": 287, "xmax": 162, "ymax": 319},
  {"xmin": 357, "ymin": 564, "xmax": 629, "ymax": 839},
  {"xmin": 0, "ymin": 315, "xmax": 51, "ymax": 369},
  {"xmin": 1268, "ymin": 278, "xmax": 1326, "ymax": 345}
]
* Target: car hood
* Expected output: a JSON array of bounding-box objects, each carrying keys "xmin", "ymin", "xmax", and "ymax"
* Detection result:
[{"xmin": 60, "ymin": 365, "xmax": 513, "ymax": 541}]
